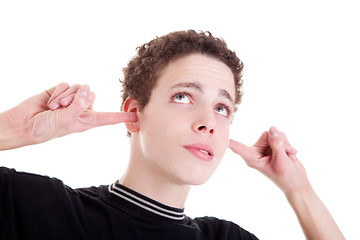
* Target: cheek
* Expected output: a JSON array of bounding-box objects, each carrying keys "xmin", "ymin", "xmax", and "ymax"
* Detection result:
[
  {"xmin": 215, "ymin": 120, "xmax": 231, "ymax": 154},
  {"xmin": 140, "ymin": 108, "xmax": 187, "ymax": 136},
  {"xmin": 217, "ymin": 117, "xmax": 231, "ymax": 137},
  {"xmin": 138, "ymin": 109, "xmax": 185, "ymax": 157}
]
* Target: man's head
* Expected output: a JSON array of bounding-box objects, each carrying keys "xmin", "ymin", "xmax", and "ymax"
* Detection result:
[
  {"xmin": 119, "ymin": 30, "xmax": 244, "ymax": 186},
  {"xmin": 120, "ymin": 30, "xmax": 243, "ymax": 113},
  {"xmin": 123, "ymin": 54, "xmax": 236, "ymax": 185}
]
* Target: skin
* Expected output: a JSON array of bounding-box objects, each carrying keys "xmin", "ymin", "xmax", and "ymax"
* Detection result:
[
  {"xmin": 0, "ymin": 54, "xmax": 345, "ymax": 239},
  {"xmin": 0, "ymin": 83, "xmax": 137, "ymax": 150},
  {"xmin": 120, "ymin": 54, "xmax": 236, "ymax": 207}
]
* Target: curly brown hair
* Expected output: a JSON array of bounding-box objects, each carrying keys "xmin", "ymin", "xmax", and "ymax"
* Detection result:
[{"xmin": 120, "ymin": 30, "xmax": 244, "ymax": 112}]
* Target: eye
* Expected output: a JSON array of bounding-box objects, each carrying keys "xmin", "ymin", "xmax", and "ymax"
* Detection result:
[
  {"xmin": 214, "ymin": 104, "xmax": 230, "ymax": 117},
  {"xmin": 172, "ymin": 92, "xmax": 192, "ymax": 104}
]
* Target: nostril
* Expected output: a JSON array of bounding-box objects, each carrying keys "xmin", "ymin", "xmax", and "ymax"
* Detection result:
[
  {"xmin": 198, "ymin": 126, "xmax": 206, "ymax": 131},
  {"xmin": 197, "ymin": 126, "xmax": 214, "ymax": 134}
]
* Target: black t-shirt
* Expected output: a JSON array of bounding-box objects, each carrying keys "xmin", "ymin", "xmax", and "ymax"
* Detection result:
[{"xmin": 0, "ymin": 167, "xmax": 258, "ymax": 240}]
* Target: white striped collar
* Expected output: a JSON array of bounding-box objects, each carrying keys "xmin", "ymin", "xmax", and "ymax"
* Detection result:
[{"xmin": 108, "ymin": 182, "xmax": 185, "ymax": 221}]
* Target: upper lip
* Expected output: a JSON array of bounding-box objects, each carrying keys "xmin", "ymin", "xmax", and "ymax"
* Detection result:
[{"xmin": 183, "ymin": 143, "xmax": 214, "ymax": 156}]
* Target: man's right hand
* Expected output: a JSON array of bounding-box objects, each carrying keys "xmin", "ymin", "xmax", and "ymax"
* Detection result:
[{"xmin": 0, "ymin": 83, "xmax": 137, "ymax": 150}]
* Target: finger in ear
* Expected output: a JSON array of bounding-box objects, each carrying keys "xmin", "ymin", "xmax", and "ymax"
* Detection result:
[{"xmin": 123, "ymin": 98, "xmax": 140, "ymax": 133}]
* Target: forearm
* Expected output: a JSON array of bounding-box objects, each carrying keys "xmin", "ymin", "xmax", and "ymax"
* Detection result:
[
  {"xmin": 0, "ymin": 110, "xmax": 30, "ymax": 151},
  {"xmin": 286, "ymin": 184, "xmax": 345, "ymax": 240}
]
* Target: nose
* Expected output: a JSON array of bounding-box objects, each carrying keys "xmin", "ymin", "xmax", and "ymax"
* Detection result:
[{"xmin": 192, "ymin": 108, "xmax": 215, "ymax": 135}]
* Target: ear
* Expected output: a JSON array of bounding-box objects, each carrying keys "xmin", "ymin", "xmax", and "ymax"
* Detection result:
[{"xmin": 123, "ymin": 98, "xmax": 140, "ymax": 133}]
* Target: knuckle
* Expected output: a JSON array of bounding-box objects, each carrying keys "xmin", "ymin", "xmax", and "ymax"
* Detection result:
[
  {"xmin": 272, "ymin": 138, "xmax": 284, "ymax": 148},
  {"xmin": 45, "ymin": 88, "xmax": 54, "ymax": 97},
  {"xmin": 74, "ymin": 98, "xmax": 89, "ymax": 110},
  {"xmin": 279, "ymin": 131, "xmax": 286, "ymax": 139},
  {"xmin": 58, "ymin": 82, "xmax": 69, "ymax": 88},
  {"xmin": 89, "ymin": 91, "xmax": 96, "ymax": 102},
  {"xmin": 72, "ymin": 84, "xmax": 81, "ymax": 90}
]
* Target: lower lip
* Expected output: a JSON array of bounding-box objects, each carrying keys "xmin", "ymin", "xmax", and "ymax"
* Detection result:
[{"xmin": 184, "ymin": 147, "xmax": 213, "ymax": 161}]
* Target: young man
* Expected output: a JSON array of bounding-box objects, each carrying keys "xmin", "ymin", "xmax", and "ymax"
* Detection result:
[{"xmin": 0, "ymin": 30, "xmax": 344, "ymax": 239}]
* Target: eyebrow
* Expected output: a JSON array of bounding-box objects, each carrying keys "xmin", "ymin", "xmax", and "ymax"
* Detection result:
[
  {"xmin": 218, "ymin": 89, "xmax": 234, "ymax": 104},
  {"xmin": 169, "ymin": 81, "xmax": 234, "ymax": 103}
]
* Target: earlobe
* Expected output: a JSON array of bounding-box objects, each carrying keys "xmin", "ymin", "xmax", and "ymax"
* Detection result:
[{"xmin": 123, "ymin": 98, "xmax": 140, "ymax": 133}]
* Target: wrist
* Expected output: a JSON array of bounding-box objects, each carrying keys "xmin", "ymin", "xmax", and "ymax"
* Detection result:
[{"xmin": 284, "ymin": 179, "xmax": 314, "ymax": 204}]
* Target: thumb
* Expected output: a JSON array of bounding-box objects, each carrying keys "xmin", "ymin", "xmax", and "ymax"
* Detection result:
[
  {"xmin": 268, "ymin": 126, "xmax": 287, "ymax": 160},
  {"xmin": 63, "ymin": 85, "xmax": 90, "ymax": 119}
]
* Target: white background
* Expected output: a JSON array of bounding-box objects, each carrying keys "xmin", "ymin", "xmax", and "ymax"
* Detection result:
[{"xmin": 0, "ymin": 1, "xmax": 359, "ymax": 239}]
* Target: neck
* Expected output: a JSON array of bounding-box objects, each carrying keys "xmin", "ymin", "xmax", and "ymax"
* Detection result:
[{"xmin": 119, "ymin": 136, "xmax": 191, "ymax": 209}]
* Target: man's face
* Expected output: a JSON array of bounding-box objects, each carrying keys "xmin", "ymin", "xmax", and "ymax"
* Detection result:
[{"xmin": 136, "ymin": 54, "xmax": 235, "ymax": 186}]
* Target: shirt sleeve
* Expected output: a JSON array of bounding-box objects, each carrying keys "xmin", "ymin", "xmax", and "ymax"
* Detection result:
[{"xmin": 0, "ymin": 167, "xmax": 87, "ymax": 239}]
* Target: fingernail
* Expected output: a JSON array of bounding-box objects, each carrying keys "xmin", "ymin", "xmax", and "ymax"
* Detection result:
[
  {"xmin": 49, "ymin": 101, "xmax": 60, "ymax": 109},
  {"xmin": 60, "ymin": 97, "xmax": 72, "ymax": 106},
  {"xmin": 80, "ymin": 85, "xmax": 90, "ymax": 97},
  {"xmin": 270, "ymin": 127, "xmax": 279, "ymax": 137},
  {"xmin": 290, "ymin": 154, "xmax": 297, "ymax": 161}
]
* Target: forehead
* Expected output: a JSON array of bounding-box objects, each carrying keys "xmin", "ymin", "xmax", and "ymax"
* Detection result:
[{"xmin": 155, "ymin": 54, "xmax": 235, "ymax": 100}]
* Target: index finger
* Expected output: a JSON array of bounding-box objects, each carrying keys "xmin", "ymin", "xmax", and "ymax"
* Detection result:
[
  {"xmin": 83, "ymin": 111, "xmax": 138, "ymax": 128},
  {"xmin": 229, "ymin": 139, "xmax": 252, "ymax": 161}
]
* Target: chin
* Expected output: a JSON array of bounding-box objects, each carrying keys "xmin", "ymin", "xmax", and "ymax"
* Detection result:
[
  {"xmin": 190, "ymin": 180, "xmax": 209, "ymax": 186},
  {"xmin": 181, "ymin": 166, "xmax": 221, "ymax": 186},
  {"xmin": 178, "ymin": 173, "xmax": 213, "ymax": 186}
]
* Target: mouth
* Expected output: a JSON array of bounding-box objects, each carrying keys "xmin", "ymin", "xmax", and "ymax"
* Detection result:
[
  {"xmin": 183, "ymin": 143, "xmax": 214, "ymax": 161},
  {"xmin": 198, "ymin": 149, "xmax": 211, "ymax": 156}
]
